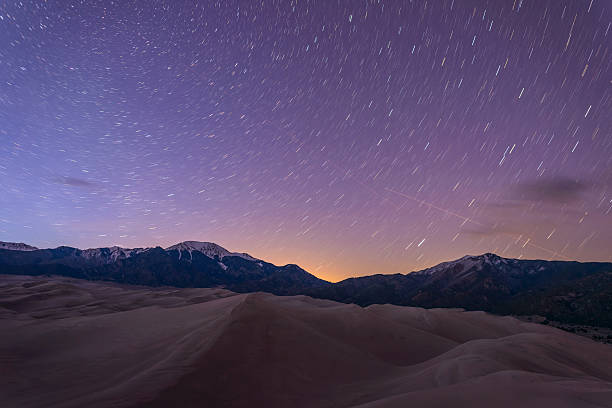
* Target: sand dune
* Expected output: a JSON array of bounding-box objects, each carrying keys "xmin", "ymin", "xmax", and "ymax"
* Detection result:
[{"xmin": 1, "ymin": 275, "xmax": 611, "ymax": 407}]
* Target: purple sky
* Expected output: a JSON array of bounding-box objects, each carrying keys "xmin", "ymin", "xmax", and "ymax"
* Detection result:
[{"xmin": 1, "ymin": 0, "xmax": 610, "ymax": 281}]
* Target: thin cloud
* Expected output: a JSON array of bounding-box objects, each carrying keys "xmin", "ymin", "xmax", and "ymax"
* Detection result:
[
  {"xmin": 55, "ymin": 176, "xmax": 94, "ymax": 187},
  {"xmin": 511, "ymin": 177, "xmax": 589, "ymax": 204}
]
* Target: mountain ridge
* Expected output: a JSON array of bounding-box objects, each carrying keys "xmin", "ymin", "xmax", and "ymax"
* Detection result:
[
  {"xmin": 0, "ymin": 241, "xmax": 38, "ymax": 251},
  {"xmin": 0, "ymin": 240, "xmax": 329, "ymax": 295},
  {"xmin": 1, "ymin": 240, "xmax": 611, "ymax": 327}
]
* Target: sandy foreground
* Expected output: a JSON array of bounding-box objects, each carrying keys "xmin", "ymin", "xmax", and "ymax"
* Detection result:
[{"xmin": 0, "ymin": 274, "xmax": 611, "ymax": 408}]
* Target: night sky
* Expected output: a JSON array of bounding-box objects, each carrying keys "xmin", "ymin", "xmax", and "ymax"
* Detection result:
[{"xmin": 1, "ymin": 1, "xmax": 610, "ymax": 282}]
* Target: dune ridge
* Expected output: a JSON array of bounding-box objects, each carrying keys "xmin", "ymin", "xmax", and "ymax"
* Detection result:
[{"xmin": 1, "ymin": 274, "xmax": 611, "ymax": 408}]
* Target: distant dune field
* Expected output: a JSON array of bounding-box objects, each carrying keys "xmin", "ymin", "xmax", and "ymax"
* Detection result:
[{"xmin": 1, "ymin": 274, "xmax": 611, "ymax": 408}]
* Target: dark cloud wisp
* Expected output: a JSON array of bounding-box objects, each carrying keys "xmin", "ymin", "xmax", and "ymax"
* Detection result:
[
  {"xmin": 511, "ymin": 177, "xmax": 589, "ymax": 204},
  {"xmin": 55, "ymin": 177, "xmax": 94, "ymax": 187}
]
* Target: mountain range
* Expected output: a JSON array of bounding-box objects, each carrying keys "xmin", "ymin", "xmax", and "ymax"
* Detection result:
[
  {"xmin": 307, "ymin": 253, "xmax": 612, "ymax": 328},
  {"xmin": 0, "ymin": 240, "xmax": 326, "ymax": 295},
  {"xmin": 1, "ymin": 240, "xmax": 611, "ymax": 327}
]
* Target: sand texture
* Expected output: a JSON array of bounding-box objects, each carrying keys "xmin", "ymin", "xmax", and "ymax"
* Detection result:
[{"xmin": 1, "ymin": 274, "xmax": 611, "ymax": 408}]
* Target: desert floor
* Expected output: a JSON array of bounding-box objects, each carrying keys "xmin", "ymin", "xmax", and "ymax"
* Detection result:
[{"xmin": 1, "ymin": 274, "xmax": 611, "ymax": 408}]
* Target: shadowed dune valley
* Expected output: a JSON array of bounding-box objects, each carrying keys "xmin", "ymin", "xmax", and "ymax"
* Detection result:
[{"xmin": 1, "ymin": 274, "xmax": 611, "ymax": 408}]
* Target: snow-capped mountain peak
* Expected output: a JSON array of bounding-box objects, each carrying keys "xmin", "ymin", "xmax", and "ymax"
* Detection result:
[
  {"xmin": 415, "ymin": 253, "xmax": 507, "ymax": 276},
  {"xmin": 165, "ymin": 241, "xmax": 258, "ymax": 261},
  {"xmin": 0, "ymin": 241, "xmax": 38, "ymax": 251},
  {"xmin": 80, "ymin": 246, "xmax": 150, "ymax": 263}
]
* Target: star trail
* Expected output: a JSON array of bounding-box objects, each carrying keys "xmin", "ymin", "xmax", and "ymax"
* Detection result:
[{"xmin": 0, "ymin": 0, "xmax": 610, "ymax": 281}]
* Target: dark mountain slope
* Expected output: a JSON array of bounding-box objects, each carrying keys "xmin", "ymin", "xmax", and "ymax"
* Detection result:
[{"xmin": 495, "ymin": 270, "xmax": 612, "ymax": 327}]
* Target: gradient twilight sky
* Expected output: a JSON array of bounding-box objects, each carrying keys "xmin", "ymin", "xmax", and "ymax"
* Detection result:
[{"xmin": 0, "ymin": 1, "xmax": 611, "ymax": 282}]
